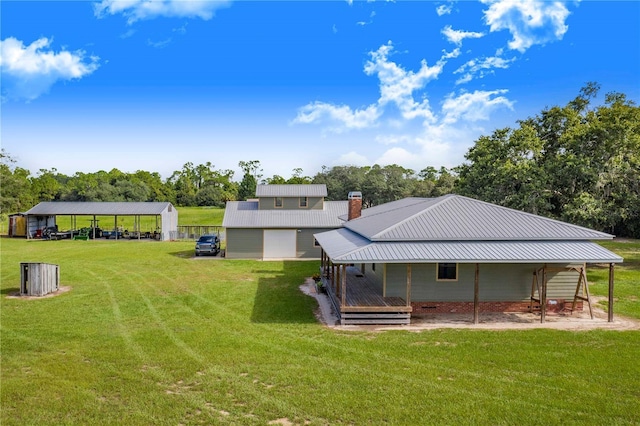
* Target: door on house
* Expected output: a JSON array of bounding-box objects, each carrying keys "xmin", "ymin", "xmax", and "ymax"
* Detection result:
[{"xmin": 263, "ymin": 230, "xmax": 297, "ymax": 259}]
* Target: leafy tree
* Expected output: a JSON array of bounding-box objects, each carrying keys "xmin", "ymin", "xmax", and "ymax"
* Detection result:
[
  {"xmin": 457, "ymin": 83, "xmax": 640, "ymax": 237},
  {"xmin": 30, "ymin": 168, "xmax": 63, "ymax": 202},
  {"xmin": 0, "ymin": 150, "xmax": 33, "ymax": 219},
  {"xmin": 238, "ymin": 160, "xmax": 262, "ymax": 201}
]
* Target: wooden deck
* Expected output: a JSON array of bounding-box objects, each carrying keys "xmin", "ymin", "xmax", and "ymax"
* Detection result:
[{"xmin": 322, "ymin": 266, "xmax": 411, "ymax": 325}]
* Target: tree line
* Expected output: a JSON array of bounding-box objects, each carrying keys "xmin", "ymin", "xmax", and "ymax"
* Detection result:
[{"xmin": 2, "ymin": 83, "xmax": 638, "ymax": 237}]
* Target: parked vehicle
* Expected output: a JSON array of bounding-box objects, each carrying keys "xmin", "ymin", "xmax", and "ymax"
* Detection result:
[{"xmin": 195, "ymin": 234, "xmax": 220, "ymax": 256}]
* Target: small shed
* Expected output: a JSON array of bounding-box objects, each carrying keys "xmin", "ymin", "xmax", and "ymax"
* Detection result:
[
  {"xmin": 23, "ymin": 202, "xmax": 178, "ymax": 241},
  {"xmin": 20, "ymin": 263, "xmax": 60, "ymax": 296},
  {"xmin": 8, "ymin": 213, "xmax": 27, "ymax": 237}
]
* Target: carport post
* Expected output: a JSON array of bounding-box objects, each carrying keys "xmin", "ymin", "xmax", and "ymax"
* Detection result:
[
  {"xmin": 608, "ymin": 263, "xmax": 615, "ymax": 322},
  {"xmin": 115, "ymin": 215, "xmax": 118, "ymax": 240}
]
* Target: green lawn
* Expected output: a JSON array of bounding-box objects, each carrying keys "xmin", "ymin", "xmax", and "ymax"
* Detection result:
[
  {"xmin": 588, "ymin": 240, "xmax": 640, "ymax": 319},
  {"xmin": 1, "ymin": 238, "xmax": 639, "ymax": 425},
  {"xmin": 177, "ymin": 206, "xmax": 225, "ymax": 226}
]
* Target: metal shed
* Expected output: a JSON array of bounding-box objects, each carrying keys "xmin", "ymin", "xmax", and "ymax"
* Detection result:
[{"xmin": 23, "ymin": 202, "xmax": 178, "ymax": 241}]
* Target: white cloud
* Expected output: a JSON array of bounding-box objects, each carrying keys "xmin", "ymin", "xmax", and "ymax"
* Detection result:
[
  {"xmin": 436, "ymin": 3, "xmax": 453, "ymax": 16},
  {"xmin": 364, "ymin": 41, "xmax": 445, "ymax": 122},
  {"xmin": 147, "ymin": 38, "xmax": 172, "ymax": 49},
  {"xmin": 441, "ymin": 89, "xmax": 514, "ymax": 124},
  {"xmin": 294, "ymin": 41, "xmax": 515, "ymax": 172},
  {"xmin": 336, "ymin": 151, "xmax": 370, "ymax": 167},
  {"xmin": 375, "ymin": 134, "xmax": 412, "ymax": 145},
  {"xmin": 0, "ymin": 37, "xmax": 99, "ymax": 102},
  {"xmin": 454, "ymin": 54, "xmax": 515, "ymax": 84},
  {"xmin": 294, "ymin": 41, "xmax": 448, "ymax": 132},
  {"xmin": 482, "ymin": 0, "xmax": 571, "ymax": 52},
  {"xmin": 94, "ymin": 0, "xmax": 231, "ymax": 24},
  {"xmin": 293, "ymin": 102, "xmax": 380, "ymax": 132},
  {"xmin": 441, "ymin": 25, "xmax": 484, "ymax": 46}
]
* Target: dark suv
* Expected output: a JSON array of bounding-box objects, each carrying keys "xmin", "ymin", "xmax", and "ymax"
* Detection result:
[{"xmin": 195, "ymin": 234, "xmax": 221, "ymax": 256}]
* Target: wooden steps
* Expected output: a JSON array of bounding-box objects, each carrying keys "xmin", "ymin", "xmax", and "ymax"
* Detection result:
[{"xmin": 340, "ymin": 312, "xmax": 411, "ymax": 325}]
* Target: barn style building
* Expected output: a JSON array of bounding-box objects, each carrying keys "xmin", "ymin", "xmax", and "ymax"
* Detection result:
[{"xmin": 223, "ymin": 184, "xmax": 347, "ymax": 259}]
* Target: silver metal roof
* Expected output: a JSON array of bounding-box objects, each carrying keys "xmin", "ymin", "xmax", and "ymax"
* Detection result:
[
  {"xmin": 24, "ymin": 202, "xmax": 174, "ymax": 216},
  {"xmin": 255, "ymin": 184, "xmax": 327, "ymax": 198},
  {"xmin": 314, "ymin": 228, "xmax": 623, "ymax": 264},
  {"xmin": 223, "ymin": 200, "xmax": 347, "ymax": 228},
  {"xmin": 345, "ymin": 195, "xmax": 613, "ymax": 241}
]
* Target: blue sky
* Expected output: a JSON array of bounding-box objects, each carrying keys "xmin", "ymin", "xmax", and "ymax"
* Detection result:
[{"xmin": 2, "ymin": 0, "xmax": 639, "ymax": 181}]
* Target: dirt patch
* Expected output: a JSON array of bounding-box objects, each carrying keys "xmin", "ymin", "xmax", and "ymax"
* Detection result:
[
  {"xmin": 5, "ymin": 286, "xmax": 72, "ymax": 300},
  {"xmin": 300, "ymin": 280, "xmax": 640, "ymax": 332}
]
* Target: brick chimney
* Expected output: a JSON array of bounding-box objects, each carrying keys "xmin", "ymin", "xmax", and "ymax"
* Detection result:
[{"xmin": 348, "ymin": 191, "xmax": 362, "ymax": 221}]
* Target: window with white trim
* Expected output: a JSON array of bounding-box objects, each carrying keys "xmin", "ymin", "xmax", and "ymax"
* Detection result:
[
  {"xmin": 274, "ymin": 197, "xmax": 283, "ymax": 208},
  {"xmin": 436, "ymin": 263, "xmax": 458, "ymax": 281},
  {"xmin": 300, "ymin": 197, "xmax": 308, "ymax": 208}
]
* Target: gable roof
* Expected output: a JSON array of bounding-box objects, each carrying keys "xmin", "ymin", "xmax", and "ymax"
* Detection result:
[
  {"xmin": 24, "ymin": 202, "xmax": 174, "ymax": 216},
  {"xmin": 223, "ymin": 200, "xmax": 347, "ymax": 228},
  {"xmin": 345, "ymin": 194, "xmax": 613, "ymax": 241},
  {"xmin": 255, "ymin": 184, "xmax": 327, "ymax": 198}
]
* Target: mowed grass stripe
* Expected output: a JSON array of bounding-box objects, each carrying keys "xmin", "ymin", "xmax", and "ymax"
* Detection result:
[
  {"xmin": 111, "ymin": 260, "xmax": 638, "ymax": 422},
  {"xmin": 97, "ymin": 263, "xmax": 331, "ymax": 423}
]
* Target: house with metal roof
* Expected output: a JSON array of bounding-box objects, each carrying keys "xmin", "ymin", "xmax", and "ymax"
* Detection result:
[
  {"xmin": 23, "ymin": 202, "xmax": 178, "ymax": 241},
  {"xmin": 314, "ymin": 193, "xmax": 623, "ymax": 325},
  {"xmin": 222, "ymin": 184, "xmax": 347, "ymax": 259}
]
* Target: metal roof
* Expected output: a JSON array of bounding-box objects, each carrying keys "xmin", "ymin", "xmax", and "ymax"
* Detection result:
[
  {"xmin": 345, "ymin": 195, "xmax": 613, "ymax": 241},
  {"xmin": 314, "ymin": 228, "xmax": 623, "ymax": 264},
  {"xmin": 24, "ymin": 202, "xmax": 174, "ymax": 216},
  {"xmin": 255, "ymin": 184, "xmax": 327, "ymax": 198},
  {"xmin": 223, "ymin": 200, "xmax": 347, "ymax": 228}
]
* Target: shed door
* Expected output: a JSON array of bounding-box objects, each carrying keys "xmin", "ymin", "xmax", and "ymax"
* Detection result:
[{"xmin": 263, "ymin": 230, "xmax": 296, "ymax": 259}]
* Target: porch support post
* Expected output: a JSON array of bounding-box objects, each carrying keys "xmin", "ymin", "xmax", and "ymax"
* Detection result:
[
  {"xmin": 474, "ymin": 263, "xmax": 479, "ymax": 325},
  {"xmin": 608, "ymin": 263, "xmax": 615, "ymax": 322},
  {"xmin": 406, "ymin": 264, "xmax": 412, "ymax": 307},
  {"xmin": 92, "ymin": 215, "xmax": 96, "ymax": 239},
  {"xmin": 541, "ymin": 265, "xmax": 547, "ymax": 324},
  {"xmin": 341, "ymin": 264, "xmax": 347, "ymax": 308},
  {"xmin": 332, "ymin": 263, "xmax": 336, "ymax": 292},
  {"xmin": 114, "ymin": 215, "xmax": 118, "ymax": 240}
]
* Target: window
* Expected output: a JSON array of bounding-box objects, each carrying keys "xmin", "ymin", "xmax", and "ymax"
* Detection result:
[
  {"xmin": 436, "ymin": 263, "xmax": 458, "ymax": 281},
  {"xmin": 300, "ymin": 197, "xmax": 308, "ymax": 208},
  {"xmin": 274, "ymin": 197, "xmax": 283, "ymax": 208},
  {"xmin": 313, "ymin": 238, "xmax": 320, "ymax": 247}
]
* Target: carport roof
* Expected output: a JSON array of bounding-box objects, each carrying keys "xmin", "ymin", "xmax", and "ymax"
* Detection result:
[{"xmin": 24, "ymin": 202, "xmax": 174, "ymax": 216}]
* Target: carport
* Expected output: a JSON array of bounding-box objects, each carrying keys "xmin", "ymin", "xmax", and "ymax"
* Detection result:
[{"xmin": 23, "ymin": 202, "xmax": 178, "ymax": 241}]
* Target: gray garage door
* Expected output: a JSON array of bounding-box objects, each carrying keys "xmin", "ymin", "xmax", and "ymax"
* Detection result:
[{"xmin": 263, "ymin": 230, "xmax": 297, "ymax": 259}]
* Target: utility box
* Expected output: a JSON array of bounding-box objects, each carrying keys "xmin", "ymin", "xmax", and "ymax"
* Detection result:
[{"xmin": 20, "ymin": 263, "xmax": 60, "ymax": 296}]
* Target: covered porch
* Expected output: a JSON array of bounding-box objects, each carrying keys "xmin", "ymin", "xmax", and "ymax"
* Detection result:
[{"xmin": 320, "ymin": 254, "xmax": 412, "ymax": 325}]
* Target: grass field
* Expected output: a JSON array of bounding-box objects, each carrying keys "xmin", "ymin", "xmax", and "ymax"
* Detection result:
[{"xmin": 1, "ymin": 238, "xmax": 639, "ymax": 425}]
